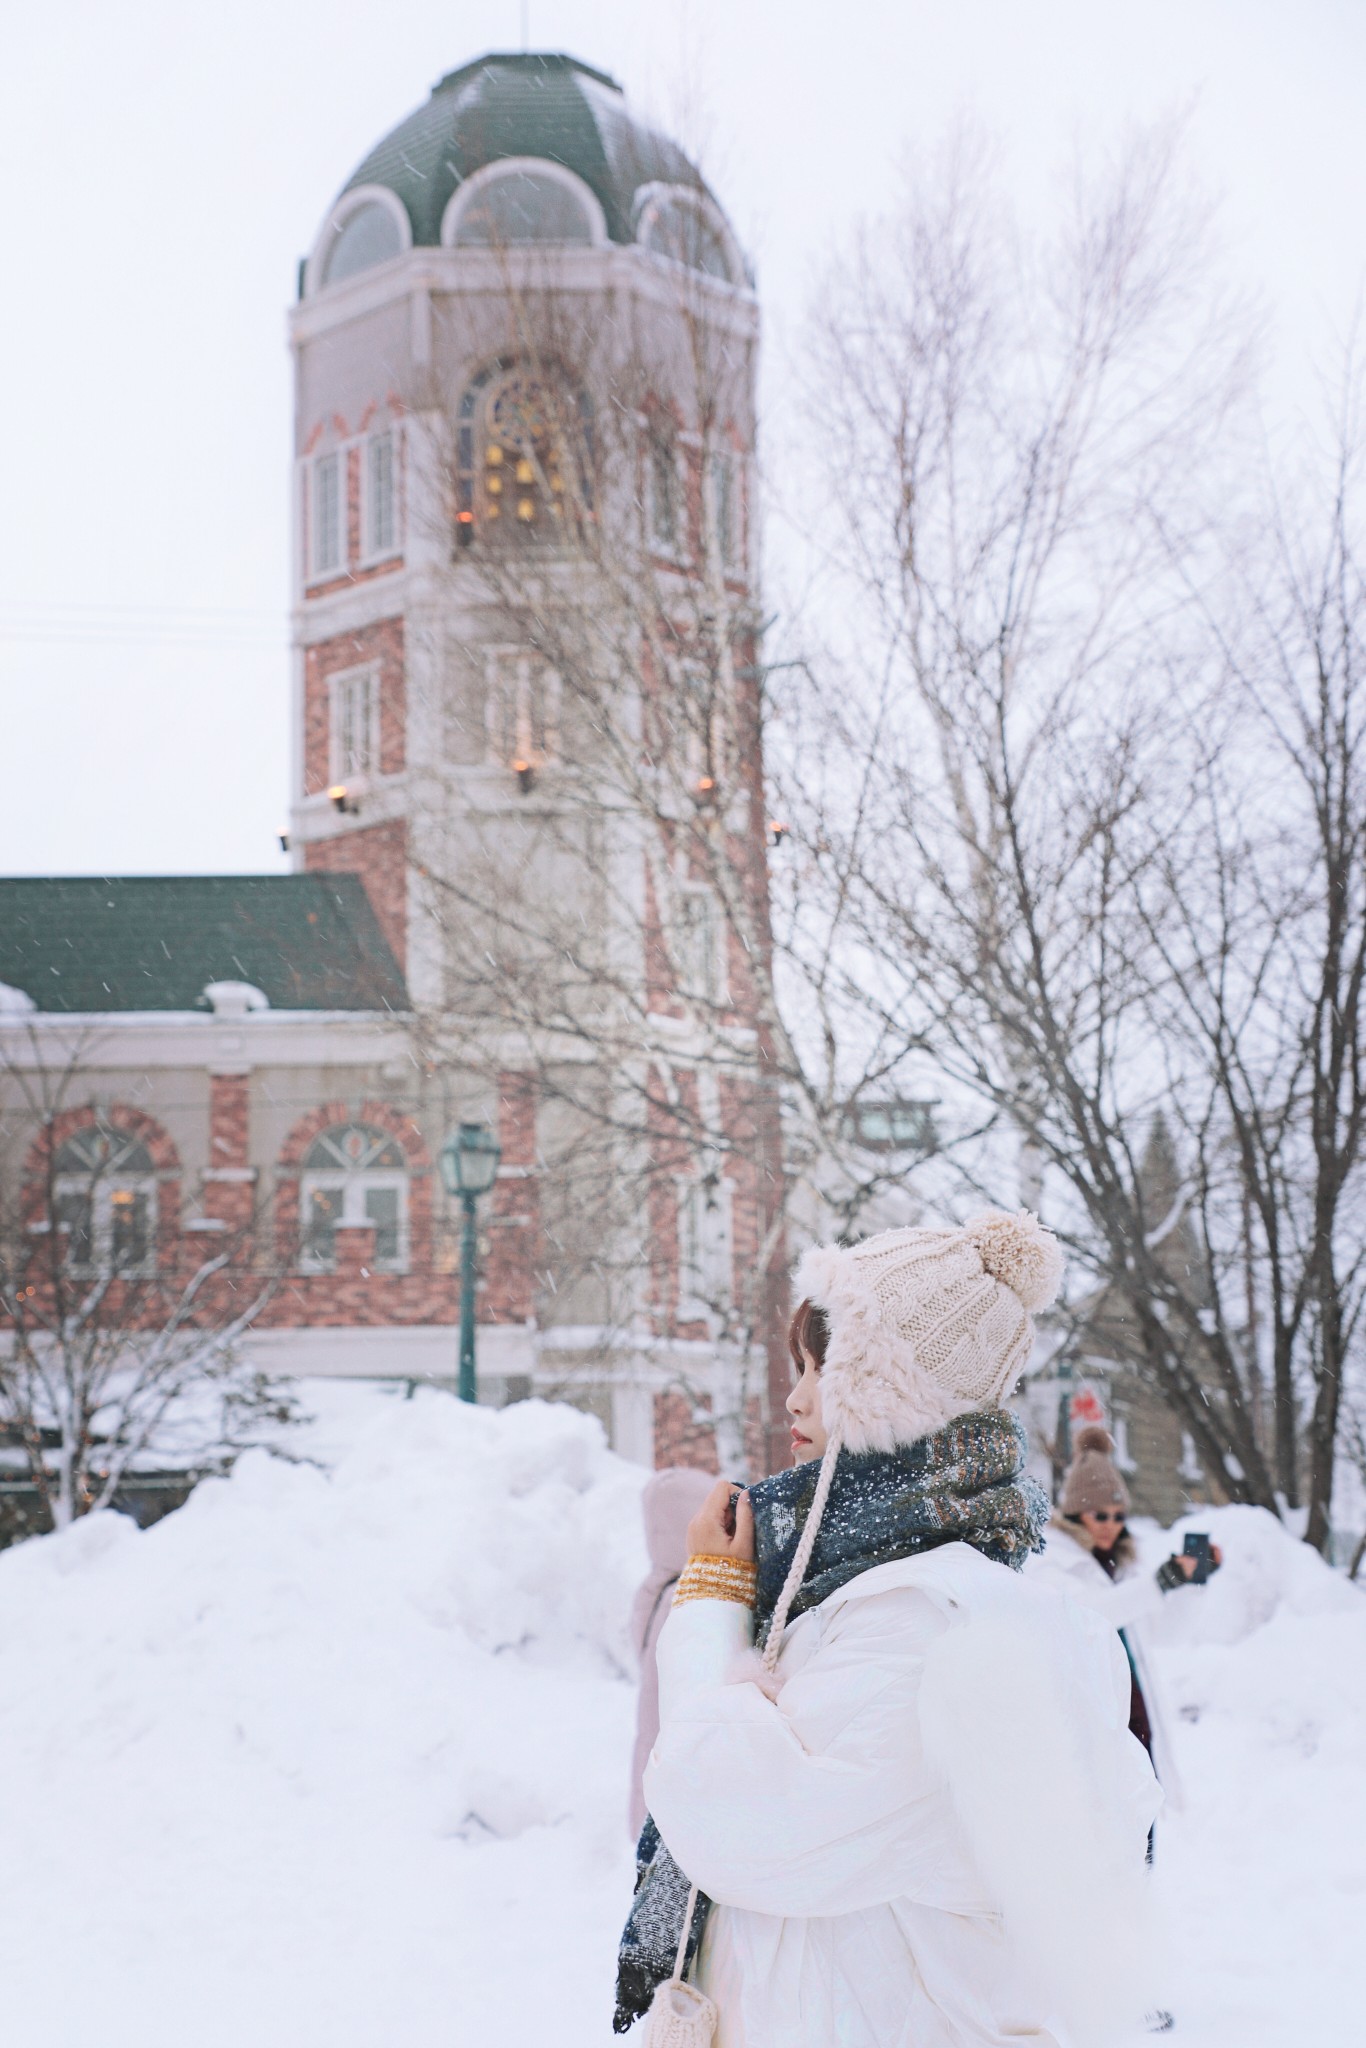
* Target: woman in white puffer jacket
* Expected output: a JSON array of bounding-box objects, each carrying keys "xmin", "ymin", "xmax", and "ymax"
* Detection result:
[
  {"xmin": 616, "ymin": 1215, "xmax": 1161, "ymax": 2048},
  {"xmin": 1028, "ymin": 1425, "xmax": 1223, "ymax": 1812}
]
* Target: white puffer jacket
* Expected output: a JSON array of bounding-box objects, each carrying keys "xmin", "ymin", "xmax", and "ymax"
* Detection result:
[
  {"xmin": 645, "ymin": 1543, "xmax": 1160, "ymax": 2048},
  {"xmin": 1025, "ymin": 1518, "xmax": 1182, "ymax": 1806}
]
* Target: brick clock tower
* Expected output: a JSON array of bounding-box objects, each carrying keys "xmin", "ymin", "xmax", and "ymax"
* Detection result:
[{"xmin": 287, "ymin": 51, "xmax": 787, "ymax": 1471}]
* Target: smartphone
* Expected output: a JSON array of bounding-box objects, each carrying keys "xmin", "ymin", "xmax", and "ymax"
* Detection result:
[{"xmin": 1183, "ymin": 1531, "xmax": 1216, "ymax": 1584}]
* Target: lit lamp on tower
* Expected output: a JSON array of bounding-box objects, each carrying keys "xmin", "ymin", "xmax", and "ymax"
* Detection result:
[{"xmin": 439, "ymin": 1121, "xmax": 502, "ymax": 1403}]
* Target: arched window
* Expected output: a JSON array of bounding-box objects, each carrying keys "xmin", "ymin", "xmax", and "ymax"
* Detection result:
[
  {"xmin": 452, "ymin": 167, "xmax": 595, "ymax": 247},
  {"xmin": 299, "ymin": 1122, "xmax": 408, "ymax": 1272},
  {"xmin": 320, "ymin": 201, "xmax": 403, "ymax": 287},
  {"xmin": 53, "ymin": 1121, "xmax": 157, "ymax": 1275},
  {"xmin": 453, "ymin": 362, "xmax": 593, "ymax": 547},
  {"xmin": 638, "ymin": 189, "xmax": 737, "ymax": 283}
]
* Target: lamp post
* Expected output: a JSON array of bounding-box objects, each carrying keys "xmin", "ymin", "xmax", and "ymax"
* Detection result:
[
  {"xmin": 1054, "ymin": 1353, "xmax": 1074, "ymax": 1498},
  {"xmin": 439, "ymin": 1121, "xmax": 501, "ymax": 1403}
]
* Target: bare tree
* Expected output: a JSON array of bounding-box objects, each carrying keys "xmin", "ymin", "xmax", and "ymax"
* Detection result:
[
  {"xmin": 1140, "ymin": 388, "xmax": 1366, "ymax": 1548},
  {"xmin": 0, "ymin": 1032, "xmax": 291, "ymax": 1532},
  {"xmin": 772, "ymin": 127, "xmax": 1366, "ymax": 1524}
]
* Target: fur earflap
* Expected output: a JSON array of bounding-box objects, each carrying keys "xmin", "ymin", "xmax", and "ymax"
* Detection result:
[{"xmin": 962, "ymin": 1209, "xmax": 1064, "ymax": 1313}]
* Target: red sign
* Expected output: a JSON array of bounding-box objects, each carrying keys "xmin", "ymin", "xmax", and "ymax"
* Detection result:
[{"xmin": 1069, "ymin": 1384, "xmax": 1107, "ymax": 1430}]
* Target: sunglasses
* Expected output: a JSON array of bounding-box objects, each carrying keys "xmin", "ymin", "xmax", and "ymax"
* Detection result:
[{"xmin": 1089, "ymin": 1510, "xmax": 1125, "ymax": 1524}]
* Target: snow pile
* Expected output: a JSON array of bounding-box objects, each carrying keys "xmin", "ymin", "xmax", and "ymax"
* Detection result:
[
  {"xmin": 0, "ymin": 1390, "xmax": 1359, "ymax": 2048},
  {"xmin": 1134, "ymin": 1505, "xmax": 1366, "ymax": 2046},
  {"xmin": 0, "ymin": 1386, "xmax": 648, "ymax": 2048}
]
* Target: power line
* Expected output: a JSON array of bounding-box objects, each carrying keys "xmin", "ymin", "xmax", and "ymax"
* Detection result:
[{"xmin": 0, "ymin": 602, "xmax": 287, "ymax": 652}]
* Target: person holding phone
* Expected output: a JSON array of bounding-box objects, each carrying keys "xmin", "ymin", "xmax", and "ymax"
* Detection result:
[
  {"xmin": 1028, "ymin": 1426, "xmax": 1223, "ymax": 1797},
  {"xmin": 615, "ymin": 1213, "xmax": 1161, "ymax": 2046}
]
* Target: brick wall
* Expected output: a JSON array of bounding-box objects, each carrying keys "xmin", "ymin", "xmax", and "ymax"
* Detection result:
[
  {"xmin": 202, "ymin": 1074, "xmax": 254, "ymax": 1231},
  {"xmin": 653, "ymin": 1391, "xmax": 720, "ymax": 1472},
  {"xmin": 304, "ymin": 817, "xmax": 408, "ymax": 972},
  {"xmin": 302, "ymin": 616, "xmax": 406, "ymax": 795},
  {"xmin": 484, "ymin": 1070, "xmax": 540, "ymax": 1324}
]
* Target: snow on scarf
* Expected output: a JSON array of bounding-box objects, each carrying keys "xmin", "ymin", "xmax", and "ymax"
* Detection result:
[{"xmin": 612, "ymin": 1409, "xmax": 1048, "ymax": 2033}]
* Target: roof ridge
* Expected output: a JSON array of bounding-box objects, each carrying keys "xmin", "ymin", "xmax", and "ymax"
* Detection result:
[{"xmin": 432, "ymin": 51, "xmax": 621, "ymax": 99}]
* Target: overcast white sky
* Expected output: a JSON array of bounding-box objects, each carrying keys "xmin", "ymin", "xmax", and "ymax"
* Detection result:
[{"xmin": 2, "ymin": 0, "xmax": 1363, "ymax": 876}]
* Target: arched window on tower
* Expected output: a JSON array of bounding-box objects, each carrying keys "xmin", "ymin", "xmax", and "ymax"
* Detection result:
[
  {"xmin": 636, "ymin": 188, "xmax": 738, "ymax": 284},
  {"xmin": 452, "ymin": 167, "xmax": 596, "ymax": 248},
  {"xmin": 53, "ymin": 1121, "xmax": 157, "ymax": 1275},
  {"xmin": 453, "ymin": 362, "xmax": 593, "ymax": 548},
  {"xmin": 299, "ymin": 1122, "xmax": 409, "ymax": 1272},
  {"xmin": 321, "ymin": 201, "xmax": 403, "ymax": 288}
]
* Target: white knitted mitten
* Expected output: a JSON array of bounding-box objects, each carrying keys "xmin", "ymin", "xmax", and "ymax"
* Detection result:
[
  {"xmin": 644, "ymin": 1978, "xmax": 717, "ymax": 2048},
  {"xmin": 645, "ymin": 1883, "xmax": 716, "ymax": 2048}
]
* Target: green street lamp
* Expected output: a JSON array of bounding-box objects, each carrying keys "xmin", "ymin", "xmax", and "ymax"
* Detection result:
[
  {"xmin": 439, "ymin": 1121, "xmax": 502, "ymax": 1403},
  {"xmin": 1054, "ymin": 1353, "xmax": 1074, "ymax": 1498}
]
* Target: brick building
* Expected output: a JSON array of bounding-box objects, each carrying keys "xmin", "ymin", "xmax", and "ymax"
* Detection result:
[{"xmin": 0, "ymin": 52, "xmax": 784, "ymax": 1474}]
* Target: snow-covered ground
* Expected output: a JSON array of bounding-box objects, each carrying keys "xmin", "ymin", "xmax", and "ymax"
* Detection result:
[
  {"xmin": 0, "ymin": 1385, "xmax": 1358, "ymax": 2047},
  {"xmin": 1133, "ymin": 1505, "xmax": 1366, "ymax": 2045}
]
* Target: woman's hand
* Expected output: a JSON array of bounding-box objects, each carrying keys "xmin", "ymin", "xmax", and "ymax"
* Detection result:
[
  {"xmin": 687, "ymin": 1478, "xmax": 756, "ymax": 1564},
  {"xmin": 1171, "ymin": 1543, "xmax": 1224, "ymax": 1580}
]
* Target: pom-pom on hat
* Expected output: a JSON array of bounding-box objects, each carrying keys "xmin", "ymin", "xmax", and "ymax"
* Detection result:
[
  {"xmin": 1060, "ymin": 1424, "xmax": 1131, "ymax": 1516},
  {"xmin": 792, "ymin": 1209, "xmax": 1063, "ymax": 1455}
]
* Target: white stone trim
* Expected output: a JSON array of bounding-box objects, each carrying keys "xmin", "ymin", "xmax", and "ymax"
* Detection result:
[
  {"xmin": 288, "ymin": 246, "xmax": 758, "ymax": 350},
  {"xmin": 240, "ymin": 1320, "xmax": 537, "ymax": 1384},
  {"xmin": 440, "ymin": 158, "xmax": 608, "ymax": 250},
  {"xmin": 0, "ymin": 1010, "xmax": 412, "ymax": 1071}
]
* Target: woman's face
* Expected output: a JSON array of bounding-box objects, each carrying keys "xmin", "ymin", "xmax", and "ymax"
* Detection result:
[
  {"xmin": 786, "ymin": 1346, "xmax": 829, "ymax": 1464},
  {"xmin": 1079, "ymin": 1506, "xmax": 1126, "ymax": 1553}
]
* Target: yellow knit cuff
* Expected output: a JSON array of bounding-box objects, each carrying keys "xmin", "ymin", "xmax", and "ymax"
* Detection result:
[{"xmin": 674, "ymin": 1554, "xmax": 758, "ymax": 1608}]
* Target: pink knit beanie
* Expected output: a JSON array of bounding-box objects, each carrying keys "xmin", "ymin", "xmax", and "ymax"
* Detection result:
[
  {"xmin": 761, "ymin": 1209, "xmax": 1063, "ymax": 1678},
  {"xmin": 791, "ymin": 1209, "xmax": 1064, "ymax": 1454},
  {"xmin": 1060, "ymin": 1425, "xmax": 1130, "ymax": 1516}
]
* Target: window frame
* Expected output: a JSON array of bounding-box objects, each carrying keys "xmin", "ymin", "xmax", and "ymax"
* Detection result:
[
  {"xmin": 677, "ymin": 658, "xmax": 728, "ymax": 789},
  {"xmin": 484, "ymin": 648, "xmax": 561, "ymax": 770},
  {"xmin": 673, "ymin": 883, "xmax": 725, "ymax": 1004},
  {"xmin": 297, "ymin": 1123, "xmax": 410, "ymax": 1275},
  {"xmin": 440, "ymin": 158, "xmax": 607, "ymax": 251},
  {"xmin": 329, "ymin": 661, "xmax": 382, "ymax": 787},
  {"xmin": 839, "ymin": 1098, "xmax": 939, "ymax": 1159},
  {"xmin": 305, "ymin": 184, "xmax": 412, "ymax": 298},
  {"xmin": 360, "ymin": 424, "xmax": 401, "ymax": 563},
  {"xmin": 675, "ymin": 1171, "xmax": 734, "ymax": 1324},
  {"xmin": 310, "ymin": 449, "xmax": 344, "ymax": 580},
  {"xmin": 633, "ymin": 183, "xmax": 744, "ymax": 288},
  {"xmin": 51, "ymin": 1124, "xmax": 159, "ymax": 1278},
  {"xmin": 706, "ymin": 447, "xmax": 743, "ymax": 574},
  {"xmin": 454, "ymin": 359, "xmax": 595, "ymax": 549},
  {"xmin": 647, "ymin": 428, "xmax": 683, "ymax": 558}
]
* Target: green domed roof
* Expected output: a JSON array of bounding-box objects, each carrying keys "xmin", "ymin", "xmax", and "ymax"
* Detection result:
[{"xmin": 338, "ymin": 51, "xmax": 712, "ymax": 249}]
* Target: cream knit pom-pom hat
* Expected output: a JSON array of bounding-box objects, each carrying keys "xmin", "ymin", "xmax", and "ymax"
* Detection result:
[{"xmin": 792, "ymin": 1210, "xmax": 1063, "ymax": 1454}]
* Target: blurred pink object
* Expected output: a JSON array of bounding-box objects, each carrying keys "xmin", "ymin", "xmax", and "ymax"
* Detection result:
[{"xmin": 629, "ymin": 1465, "xmax": 716, "ymax": 1838}]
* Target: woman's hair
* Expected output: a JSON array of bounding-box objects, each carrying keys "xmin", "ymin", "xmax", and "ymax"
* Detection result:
[{"xmin": 788, "ymin": 1296, "xmax": 830, "ymax": 1372}]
